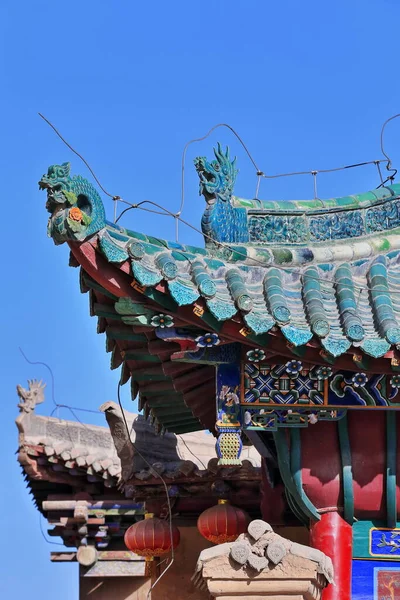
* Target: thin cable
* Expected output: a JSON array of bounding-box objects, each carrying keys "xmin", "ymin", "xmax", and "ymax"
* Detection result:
[
  {"xmin": 180, "ymin": 123, "xmax": 261, "ymax": 219},
  {"xmin": 259, "ymin": 159, "xmax": 387, "ymax": 180},
  {"xmin": 40, "ymin": 112, "xmax": 393, "ymax": 236},
  {"xmin": 177, "ymin": 434, "xmax": 207, "ymax": 470},
  {"xmin": 19, "ymin": 348, "xmax": 101, "ymax": 428},
  {"xmin": 39, "ymin": 113, "xmax": 400, "ymax": 291},
  {"xmin": 255, "ymin": 175, "xmax": 261, "ymax": 199},
  {"xmin": 121, "ymin": 199, "xmax": 400, "ymax": 295},
  {"xmin": 38, "ymin": 113, "xmax": 120, "ymax": 202},
  {"xmin": 19, "ymin": 347, "xmax": 57, "ymax": 407},
  {"xmin": 39, "ymin": 513, "xmax": 65, "ymax": 547},
  {"xmin": 381, "ymin": 113, "xmax": 400, "ymax": 174},
  {"xmin": 178, "ymin": 123, "xmax": 387, "ymax": 228},
  {"xmin": 375, "ymin": 161, "xmax": 384, "ymax": 185},
  {"xmin": 117, "ymin": 381, "xmax": 175, "ymax": 598}
]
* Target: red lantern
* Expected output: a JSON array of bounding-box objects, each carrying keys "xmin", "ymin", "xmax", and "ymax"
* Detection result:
[
  {"xmin": 197, "ymin": 499, "xmax": 250, "ymax": 544},
  {"xmin": 124, "ymin": 513, "xmax": 180, "ymax": 560}
]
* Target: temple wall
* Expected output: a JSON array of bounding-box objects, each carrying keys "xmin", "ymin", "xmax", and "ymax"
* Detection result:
[
  {"xmin": 80, "ymin": 576, "xmax": 151, "ymax": 600},
  {"xmin": 79, "ymin": 527, "xmax": 211, "ymax": 600},
  {"xmin": 151, "ymin": 526, "xmax": 212, "ymax": 600},
  {"xmin": 79, "ymin": 525, "xmax": 309, "ymax": 599}
]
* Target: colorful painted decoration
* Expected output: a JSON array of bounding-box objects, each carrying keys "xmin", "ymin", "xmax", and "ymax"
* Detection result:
[
  {"xmin": 216, "ymin": 363, "xmax": 243, "ymax": 464},
  {"xmin": 124, "ymin": 514, "xmax": 180, "ymax": 561},
  {"xmin": 351, "ymin": 373, "xmax": 368, "ymax": 388},
  {"xmin": 246, "ymin": 349, "xmax": 266, "ymax": 362},
  {"xmin": 285, "ymin": 360, "xmax": 303, "ymax": 376},
  {"xmin": 390, "ymin": 375, "xmax": 400, "ymax": 389},
  {"xmin": 315, "ymin": 366, "xmax": 333, "ymax": 380},
  {"xmin": 242, "ymin": 407, "xmax": 344, "ymax": 430},
  {"xmin": 244, "ymin": 362, "xmax": 400, "ymax": 409},
  {"xmin": 41, "ymin": 156, "xmax": 400, "ymax": 363},
  {"xmin": 370, "ymin": 528, "xmax": 400, "ymax": 558},
  {"xmin": 197, "ymin": 500, "xmax": 250, "ymax": 544},
  {"xmin": 196, "ymin": 332, "xmax": 220, "ymax": 348},
  {"xmin": 244, "ymin": 363, "xmax": 325, "ymax": 406},
  {"xmin": 150, "ymin": 313, "xmax": 174, "ymax": 328}
]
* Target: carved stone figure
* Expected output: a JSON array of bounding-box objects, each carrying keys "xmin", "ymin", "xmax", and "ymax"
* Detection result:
[
  {"xmin": 17, "ymin": 379, "xmax": 46, "ymax": 413},
  {"xmin": 193, "ymin": 518, "xmax": 333, "ymax": 599}
]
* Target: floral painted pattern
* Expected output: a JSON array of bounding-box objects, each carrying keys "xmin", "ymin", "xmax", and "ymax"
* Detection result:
[
  {"xmin": 285, "ymin": 360, "xmax": 303, "ymax": 376},
  {"xmin": 391, "ymin": 375, "xmax": 400, "ymax": 388},
  {"xmin": 69, "ymin": 207, "xmax": 83, "ymax": 222},
  {"xmin": 150, "ymin": 314, "xmax": 174, "ymax": 328},
  {"xmin": 246, "ymin": 349, "xmax": 266, "ymax": 362},
  {"xmin": 351, "ymin": 372, "xmax": 368, "ymax": 388},
  {"xmin": 315, "ymin": 366, "xmax": 332, "ymax": 381},
  {"xmin": 196, "ymin": 332, "xmax": 220, "ymax": 348}
]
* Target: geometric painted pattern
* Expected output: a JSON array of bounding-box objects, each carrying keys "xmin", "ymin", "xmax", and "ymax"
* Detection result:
[
  {"xmin": 244, "ymin": 362, "xmax": 325, "ymax": 406},
  {"xmin": 242, "ymin": 360, "xmax": 400, "ymax": 409}
]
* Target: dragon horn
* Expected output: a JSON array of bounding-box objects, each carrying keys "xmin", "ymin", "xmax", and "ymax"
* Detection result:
[{"xmin": 214, "ymin": 142, "xmax": 224, "ymax": 162}]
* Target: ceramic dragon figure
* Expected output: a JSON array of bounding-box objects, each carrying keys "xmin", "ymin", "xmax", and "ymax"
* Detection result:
[
  {"xmin": 194, "ymin": 143, "xmax": 249, "ymax": 245},
  {"xmin": 39, "ymin": 162, "xmax": 106, "ymax": 245}
]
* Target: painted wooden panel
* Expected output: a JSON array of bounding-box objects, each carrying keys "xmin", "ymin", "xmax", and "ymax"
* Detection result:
[
  {"xmin": 353, "ymin": 559, "xmax": 400, "ymax": 599},
  {"xmin": 354, "ymin": 522, "xmax": 400, "ymax": 560}
]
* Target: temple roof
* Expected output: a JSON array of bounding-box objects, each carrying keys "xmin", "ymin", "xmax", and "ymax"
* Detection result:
[
  {"xmin": 16, "ymin": 381, "xmax": 261, "ymax": 510},
  {"xmin": 94, "ymin": 219, "xmax": 400, "ymax": 359},
  {"xmin": 38, "ymin": 146, "xmax": 400, "ymax": 435},
  {"xmin": 16, "ymin": 381, "xmax": 265, "ymax": 550}
]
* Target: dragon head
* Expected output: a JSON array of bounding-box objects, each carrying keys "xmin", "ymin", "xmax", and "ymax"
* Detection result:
[
  {"xmin": 194, "ymin": 143, "xmax": 238, "ymax": 204},
  {"xmin": 39, "ymin": 163, "xmax": 106, "ymax": 245}
]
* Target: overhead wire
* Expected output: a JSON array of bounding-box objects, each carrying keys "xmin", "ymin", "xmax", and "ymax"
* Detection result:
[
  {"xmin": 40, "ymin": 112, "xmax": 393, "ymax": 234},
  {"xmin": 39, "ymin": 513, "xmax": 65, "ymax": 547},
  {"xmin": 177, "ymin": 434, "xmax": 207, "ymax": 470},
  {"xmin": 36, "ymin": 111, "xmax": 400, "ymax": 585},
  {"xmin": 38, "ymin": 112, "xmax": 400, "ymax": 295},
  {"xmin": 19, "ymin": 348, "xmax": 102, "ymax": 428},
  {"xmin": 116, "ymin": 198, "xmax": 400, "ymax": 295},
  {"xmin": 19, "ymin": 345, "xmax": 176, "ymax": 594},
  {"xmin": 380, "ymin": 113, "xmax": 400, "ymax": 181},
  {"xmin": 117, "ymin": 381, "xmax": 175, "ymax": 599}
]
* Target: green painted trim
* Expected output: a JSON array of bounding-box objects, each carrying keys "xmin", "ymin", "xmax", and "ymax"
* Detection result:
[
  {"xmin": 273, "ymin": 429, "xmax": 320, "ymax": 523},
  {"xmin": 131, "ymin": 372, "xmax": 170, "ymax": 382},
  {"xmin": 386, "ymin": 411, "xmax": 397, "ymax": 528},
  {"xmin": 93, "ymin": 304, "xmax": 123, "ymax": 320},
  {"xmin": 106, "ymin": 330, "xmax": 147, "ymax": 342},
  {"xmin": 337, "ymin": 415, "xmax": 354, "ymax": 524},
  {"xmin": 353, "ymin": 520, "xmax": 400, "ymax": 559},
  {"xmin": 285, "ymin": 488, "xmax": 308, "ymax": 527},
  {"xmin": 123, "ymin": 352, "xmax": 160, "ymax": 362},
  {"xmin": 81, "ymin": 274, "xmax": 119, "ymax": 301},
  {"xmin": 140, "ymin": 286, "xmax": 177, "ymax": 311},
  {"xmin": 138, "ymin": 276, "xmax": 223, "ymax": 332},
  {"xmin": 290, "ymin": 429, "xmax": 320, "ymax": 522}
]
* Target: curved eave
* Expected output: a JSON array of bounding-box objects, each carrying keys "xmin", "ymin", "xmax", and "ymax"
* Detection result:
[
  {"xmin": 78, "ymin": 264, "xmax": 216, "ymax": 434},
  {"xmin": 68, "ymin": 233, "xmax": 400, "ymax": 375}
]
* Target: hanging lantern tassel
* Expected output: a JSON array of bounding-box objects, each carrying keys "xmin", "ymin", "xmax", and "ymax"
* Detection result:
[
  {"xmin": 124, "ymin": 513, "xmax": 180, "ymax": 561},
  {"xmin": 197, "ymin": 500, "xmax": 250, "ymax": 544}
]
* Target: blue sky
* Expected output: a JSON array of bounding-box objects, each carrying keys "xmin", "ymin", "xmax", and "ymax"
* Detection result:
[{"xmin": 2, "ymin": 0, "xmax": 400, "ymax": 597}]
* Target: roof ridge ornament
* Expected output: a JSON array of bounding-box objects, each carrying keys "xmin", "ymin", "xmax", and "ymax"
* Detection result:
[
  {"xmin": 39, "ymin": 163, "xmax": 106, "ymax": 245},
  {"xmin": 17, "ymin": 379, "xmax": 46, "ymax": 413}
]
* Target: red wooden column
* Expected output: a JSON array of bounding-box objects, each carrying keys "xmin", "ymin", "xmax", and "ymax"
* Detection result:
[{"xmin": 310, "ymin": 511, "xmax": 352, "ymax": 600}]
